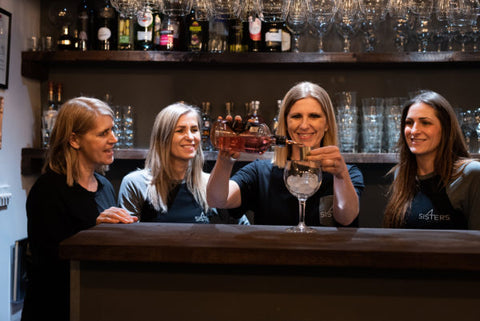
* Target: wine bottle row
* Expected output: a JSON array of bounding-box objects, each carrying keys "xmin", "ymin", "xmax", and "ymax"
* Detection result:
[{"xmin": 52, "ymin": 0, "xmax": 293, "ymax": 53}]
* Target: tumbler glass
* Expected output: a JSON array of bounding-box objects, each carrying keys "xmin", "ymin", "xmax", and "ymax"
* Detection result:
[
  {"xmin": 361, "ymin": 97, "xmax": 384, "ymax": 153},
  {"xmin": 335, "ymin": 91, "xmax": 358, "ymax": 153},
  {"xmin": 384, "ymin": 97, "xmax": 406, "ymax": 153}
]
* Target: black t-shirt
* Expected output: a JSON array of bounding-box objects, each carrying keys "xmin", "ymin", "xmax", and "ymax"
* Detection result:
[
  {"xmin": 230, "ymin": 160, "xmax": 364, "ymax": 227},
  {"xmin": 405, "ymin": 173, "xmax": 467, "ymax": 229}
]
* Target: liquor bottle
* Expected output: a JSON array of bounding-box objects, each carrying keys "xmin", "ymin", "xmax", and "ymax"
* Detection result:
[
  {"xmin": 153, "ymin": 8, "xmax": 162, "ymax": 50},
  {"xmin": 41, "ymin": 81, "xmax": 58, "ymax": 148},
  {"xmin": 263, "ymin": 21, "xmax": 282, "ymax": 52},
  {"xmin": 209, "ymin": 18, "xmax": 228, "ymax": 53},
  {"xmin": 248, "ymin": 15, "xmax": 262, "ymax": 52},
  {"xmin": 57, "ymin": 25, "xmax": 74, "ymax": 50},
  {"xmin": 187, "ymin": 9, "xmax": 208, "ymax": 52},
  {"xmin": 159, "ymin": 14, "xmax": 184, "ymax": 51},
  {"xmin": 56, "ymin": 83, "xmax": 64, "ymax": 108},
  {"xmin": 201, "ymin": 102, "xmax": 213, "ymax": 151},
  {"xmin": 118, "ymin": 14, "xmax": 134, "ymax": 50},
  {"xmin": 72, "ymin": 29, "xmax": 83, "ymax": 50},
  {"xmin": 271, "ymin": 99, "xmax": 282, "ymax": 135},
  {"xmin": 228, "ymin": 19, "xmax": 246, "ymax": 52},
  {"xmin": 77, "ymin": 0, "xmax": 95, "ymax": 50},
  {"xmin": 135, "ymin": 4, "xmax": 154, "ymax": 50},
  {"xmin": 247, "ymin": 100, "xmax": 265, "ymax": 124},
  {"xmin": 210, "ymin": 116, "xmax": 297, "ymax": 154},
  {"xmin": 96, "ymin": 0, "xmax": 117, "ymax": 50}
]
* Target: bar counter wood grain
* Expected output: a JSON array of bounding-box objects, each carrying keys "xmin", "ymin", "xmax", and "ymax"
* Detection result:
[
  {"xmin": 60, "ymin": 223, "xmax": 480, "ymax": 271},
  {"xmin": 60, "ymin": 224, "xmax": 480, "ymax": 321}
]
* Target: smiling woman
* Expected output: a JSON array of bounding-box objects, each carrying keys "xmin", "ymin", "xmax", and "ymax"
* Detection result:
[
  {"xmin": 118, "ymin": 102, "xmax": 244, "ymax": 224},
  {"xmin": 384, "ymin": 90, "xmax": 480, "ymax": 230},
  {"xmin": 206, "ymin": 81, "xmax": 364, "ymax": 227}
]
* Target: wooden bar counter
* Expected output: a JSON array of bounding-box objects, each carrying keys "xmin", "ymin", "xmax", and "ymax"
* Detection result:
[{"xmin": 60, "ymin": 223, "xmax": 480, "ymax": 321}]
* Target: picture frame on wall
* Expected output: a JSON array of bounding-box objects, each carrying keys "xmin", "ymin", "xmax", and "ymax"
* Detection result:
[{"xmin": 0, "ymin": 8, "xmax": 11, "ymax": 89}]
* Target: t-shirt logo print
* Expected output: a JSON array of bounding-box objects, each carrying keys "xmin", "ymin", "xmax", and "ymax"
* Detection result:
[
  {"xmin": 319, "ymin": 195, "xmax": 334, "ymax": 226},
  {"xmin": 195, "ymin": 211, "xmax": 210, "ymax": 223}
]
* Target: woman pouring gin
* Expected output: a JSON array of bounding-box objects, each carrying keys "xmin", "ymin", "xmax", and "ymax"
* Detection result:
[{"xmin": 206, "ymin": 81, "xmax": 364, "ymax": 228}]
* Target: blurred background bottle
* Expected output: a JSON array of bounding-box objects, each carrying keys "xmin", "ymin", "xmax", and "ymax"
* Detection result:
[
  {"xmin": 57, "ymin": 24, "xmax": 74, "ymax": 50},
  {"xmin": 135, "ymin": 3, "xmax": 154, "ymax": 50},
  {"xmin": 77, "ymin": 0, "xmax": 95, "ymax": 50},
  {"xmin": 187, "ymin": 8, "xmax": 209, "ymax": 52},
  {"xmin": 96, "ymin": 0, "xmax": 117, "ymax": 50},
  {"xmin": 159, "ymin": 14, "xmax": 184, "ymax": 51},
  {"xmin": 201, "ymin": 102, "xmax": 213, "ymax": 151},
  {"xmin": 118, "ymin": 13, "xmax": 134, "ymax": 50},
  {"xmin": 228, "ymin": 18, "xmax": 246, "ymax": 52},
  {"xmin": 41, "ymin": 81, "xmax": 58, "ymax": 148}
]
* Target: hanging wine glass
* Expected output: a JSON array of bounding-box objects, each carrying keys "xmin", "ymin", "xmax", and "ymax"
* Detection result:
[
  {"xmin": 286, "ymin": 0, "xmax": 309, "ymax": 52},
  {"xmin": 163, "ymin": 0, "xmax": 193, "ymax": 16},
  {"xmin": 358, "ymin": 0, "xmax": 389, "ymax": 52},
  {"xmin": 308, "ymin": 0, "xmax": 338, "ymax": 53},
  {"xmin": 283, "ymin": 160, "xmax": 323, "ymax": 233},
  {"xmin": 447, "ymin": 0, "xmax": 478, "ymax": 52},
  {"xmin": 388, "ymin": 0, "xmax": 410, "ymax": 52},
  {"xmin": 408, "ymin": 0, "xmax": 434, "ymax": 52},
  {"xmin": 258, "ymin": 0, "xmax": 291, "ymax": 22},
  {"xmin": 336, "ymin": 0, "xmax": 360, "ymax": 53}
]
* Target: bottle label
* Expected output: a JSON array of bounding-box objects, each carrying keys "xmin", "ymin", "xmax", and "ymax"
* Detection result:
[
  {"xmin": 282, "ymin": 30, "xmax": 291, "ymax": 51},
  {"xmin": 265, "ymin": 29, "xmax": 282, "ymax": 42},
  {"xmin": 160, "ymin": 30, "xmax": 174, "ymax": 46},
  {"xmin": 249, "ymin": 17, "xmax": 261, "ymax": 41},
  {"xmin": 79, "ymin": 30, "xmax": 88, "ymax": 41},
  {"xmin": 137, "ymin": 31, "xmax": 153, "ymax": 41},
  {"xmin": 98, "ymin": 27, "xmax": 112, "ymax": 41},
  {"xmin": 137, "ymin": 11, "xmax": 153, "ymax": 27}
]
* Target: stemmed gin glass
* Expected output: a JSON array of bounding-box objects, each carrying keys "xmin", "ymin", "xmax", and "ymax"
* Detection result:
[{"xmin": 283, "ymin": 160, "xmax": 322, "ymax": 233}]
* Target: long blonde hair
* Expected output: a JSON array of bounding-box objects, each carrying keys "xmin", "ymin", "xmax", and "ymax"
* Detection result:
[
  {"xmin": 273, "ymin": 81, "xmax": 338, "ymax": 168},
  {"xmin": 44, "ymin": 97, "xmax": 114, "ymax": 186},
  {"xmin": 145, "ymin": 103, "xmax": 209, "ymax": 213},
  {"xmin": 383, "ymin": 90, "xmax": 471, "ymax": 228}
]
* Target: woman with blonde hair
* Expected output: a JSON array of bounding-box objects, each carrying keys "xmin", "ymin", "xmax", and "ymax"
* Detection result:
[
  {"xmin": 23, "ymin": 97, "xmax": 137, "ymax": 321},
  {"xmin": 207, "ymin": 81, "xmax": 364, "ymax": 227},
  {"xmin": 119, "ymin": 102, "xmax": 227, "ymax": 223},
  {"xmin": 384, "ymin": 90, "xmax": 480, "ymax": 229}
]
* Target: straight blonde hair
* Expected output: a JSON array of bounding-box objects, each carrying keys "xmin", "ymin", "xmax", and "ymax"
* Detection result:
[
  {"xmin": 145, "ymin": 103, "xmax": 209, "ymax": 213},
  {"xmin": 273, "ymin": 81, "xmax": 338, "ymax": 168}
]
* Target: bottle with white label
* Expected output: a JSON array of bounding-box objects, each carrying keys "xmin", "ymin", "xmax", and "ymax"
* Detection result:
[
  {"xmin": 96, "ymin": 0, "xmax": 117, "ymax": 50},
  {"xmin": 135, "ymin": 4, "xmax": 154, "ymax": 50}
]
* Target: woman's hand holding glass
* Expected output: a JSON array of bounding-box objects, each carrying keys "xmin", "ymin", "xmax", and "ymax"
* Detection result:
[
  {"xmin": 306, "ymin": 145, "xmax": 347, "ymax": 177},
  {"xmin": 96, "ymin": 207, "xmax": 138, "ymax": 224}
]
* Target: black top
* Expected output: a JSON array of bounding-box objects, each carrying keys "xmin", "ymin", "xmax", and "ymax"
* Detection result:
[
  {"xmin": 22, "ymin": 169, "xmax": 116, "ymax": 321},
  {"xmin": 230, "ymin": 160, "xmax": 364, "ymax": 227}
]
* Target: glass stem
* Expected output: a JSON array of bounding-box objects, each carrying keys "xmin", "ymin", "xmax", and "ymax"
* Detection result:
[{"xmin": 298, "ymin": 198, "xmax": 307, "ymax": 230}]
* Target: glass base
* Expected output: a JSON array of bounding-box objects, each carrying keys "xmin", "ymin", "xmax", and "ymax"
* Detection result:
[{"xmin": 286, "ymin": 224, "xmax": 316, "ymax": 233}]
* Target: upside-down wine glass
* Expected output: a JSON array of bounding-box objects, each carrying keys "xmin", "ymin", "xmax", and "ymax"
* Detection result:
[
  {"xmin": 336, "ymin": 0, "xmax": 360, "ymax": 52},
  {"xmin": 286, "ymin": 0, "xmax": 309, "ymax": 52},
  {"xmin": 408, "ymin": 0, "xmax": 434, "ymax": 52},
  {"xmin": 283, "ymin": 160, "xmax": 323, "ymax": 233},
  {"xmin": 358, "ymin": 0, "xmax": 389, "ymax": 52},
  {"xmin": 308, "ymin": 0, "xmax": 338, "ymax": 53},
  {"xmin": 387, "ymin": 0, "xmax": 410, "ymax": 51}
]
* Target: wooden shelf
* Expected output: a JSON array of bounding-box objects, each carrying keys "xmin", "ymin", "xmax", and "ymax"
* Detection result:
[
  {"xmin": 21, "ymin": 147, "xmax": 402, "ymax": 175},
  {"xmin": 21, "ymin": 50, "xmax": 480, "ymax": 80}
]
